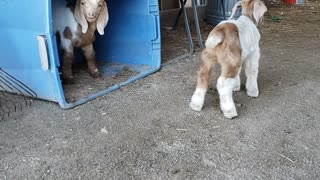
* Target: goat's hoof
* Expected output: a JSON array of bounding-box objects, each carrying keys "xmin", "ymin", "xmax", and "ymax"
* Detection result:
[
  {"xmin": 62, "ymin": 76, "xmax": 75, "ymax": 84},
  {"xmin": 90, "ymin": 72, "xmax": 100, "ymax": 78},
  {"xmin": 223, "ymin": 109, "xmax": 238, "ymax": 119},
  {"xmin": 90, "ymin": 69, "xmax": 100, "ymax": 78},
  {"xmin": 91, "ymin": 73, "xmax": 100, "ymax": 78},
  {"xmin": 189, "ymin": 93, "xmax": 205, "ymax": 111},
  {"xmin": 247, "ymin": 89, "xmax": 259, "ymax": 98},
  {"xmin": 189, "ymin": 101, "xmax": 203, "ymax": 111}
]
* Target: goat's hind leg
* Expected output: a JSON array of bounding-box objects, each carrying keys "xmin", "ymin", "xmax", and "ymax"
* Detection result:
[
  {"xmin": 190, "ymin": 50, "xmax": 216, "ymax": 111},
  {"xmin": 217, "ymin": 64, "xmax": 240, "ymax": 119},
  {"xmin": 82, "ymin": 44, "xmax": 100, "ymax": 78}
]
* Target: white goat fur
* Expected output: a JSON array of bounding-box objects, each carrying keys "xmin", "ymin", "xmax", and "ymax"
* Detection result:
[
  {"xmin": 211, "ymin": 11, "xmax": 261, "ymax": 62},
  {"xmin": 53, "ymin": 1, "xmax": 78, "ymax": 53},
  {"xmin": 190, "ymin": 0, "xmax": 267, "ymax": 119}
]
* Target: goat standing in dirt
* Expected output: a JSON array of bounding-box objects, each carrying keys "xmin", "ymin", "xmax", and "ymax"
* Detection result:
[
  {"xmin": 190, "ymin": 0, "xmax": 267, "ymax": 119},
  {"xmin": 53, "ymin": 0, "xmax": 109, "ymax": 83}
]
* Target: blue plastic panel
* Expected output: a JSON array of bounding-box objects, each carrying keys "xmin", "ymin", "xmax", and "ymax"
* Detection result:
[
  {"xmin": 95, "ymin": 0, "xmax": 161, "ymax": 66},
  {"xmin": 0, "ymin": 0, "xmax": 161, "ymax": 109},
  {"xmin": 0, "ymin": 1, "xmax": 63, "ymax": 103}
]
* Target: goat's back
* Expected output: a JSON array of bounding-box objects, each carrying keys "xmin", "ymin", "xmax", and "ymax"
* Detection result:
[
  {"xmin": 52, "ymin": 1, "xmax": 78, "ymax": 37},
  {"xmin": 222, "ymin": 16, "xmax": 261, "ymax": 60}
]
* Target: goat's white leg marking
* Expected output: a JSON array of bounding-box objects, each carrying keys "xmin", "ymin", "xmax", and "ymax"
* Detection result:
[
  {"xmin": 234, "ymin": 66, "xmax": 241, "ymax": 92},
  {"xmin": 190, "ymin": 88, "xmax": 207, "ymax": 111},
  {"xmin": 217, "ymin": 77, "xmax": 238, "ymax": 119},
  {"xmin": 245, "ymin": 51, "xmax": 260, "ymax": 97}
]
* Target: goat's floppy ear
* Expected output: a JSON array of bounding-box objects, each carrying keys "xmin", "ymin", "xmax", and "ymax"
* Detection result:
[
  {"xmin": 74, "ymin": 0, "xmax": 88, "ymax": 33},
  {"xmin": 97, "ymin": 1, "xmax": 109, "ymax": 35},
  {"xmin": 229, "ymin": 1, "xmax": 242, "ymax": 20},
  {"xmin": 253, "ymin": 1, "xmax": 267, "ymax": 23}
]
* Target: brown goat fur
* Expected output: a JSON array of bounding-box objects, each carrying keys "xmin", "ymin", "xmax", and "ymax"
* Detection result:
[{"xmin": 197, "ymin": 23, "xmax": 241, "ymax": 91}]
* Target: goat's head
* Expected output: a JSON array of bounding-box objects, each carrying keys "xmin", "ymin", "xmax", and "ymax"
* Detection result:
[
  {"xmin": 230, "ymin": 0, "xmax": 267, "ymax": 25},
  {"xmin": 74, "ymin": 0, "xmax": 109, "ymax": 35}
]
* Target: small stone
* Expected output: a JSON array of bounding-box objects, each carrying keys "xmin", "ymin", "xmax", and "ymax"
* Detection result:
[{"xmin": 100, "ymin": 127, "xmax": 108, "ymax": 135}]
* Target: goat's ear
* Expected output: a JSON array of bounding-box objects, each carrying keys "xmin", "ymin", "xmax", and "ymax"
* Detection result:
[
  {"xmin": 253, "ymin": 1, "xmax": 267, "ymax": 23},
  {"xmin": 74, "ymin": 0, "xmax": 88, "ymax": 33},
  {"xmin": 97, "ymin": 1, "xmax": 109, "ymax": 35}
]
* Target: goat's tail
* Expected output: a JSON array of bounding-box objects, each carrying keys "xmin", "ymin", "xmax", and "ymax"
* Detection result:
[{"xmin": 205, "ymin": 30, "xmax": 223, "ymax": 49}]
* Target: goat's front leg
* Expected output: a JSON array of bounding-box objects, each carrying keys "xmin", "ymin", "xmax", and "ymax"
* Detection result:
[
  {"xmin": 62, "ymin": 51, "xmax": 75, "ymax": 84},
  {"xmin": 82, "ymin": 44, "xmax": 100, "ymax": 78},
  {"xmin": 190, "ymin": 50, "xmax": 216, "ymax": 111},
  {"xmin": 245, "ymin": 51, "xmax": 260, "ymax": 97}
]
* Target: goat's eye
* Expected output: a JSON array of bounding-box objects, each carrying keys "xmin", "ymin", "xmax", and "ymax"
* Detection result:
[
  {"xmin": 81, "ymin": 2, "xmax": 85, "ymax": 5},
  {"xmin": 98, "ymin": 3, "xmax": 102, "ymax": 7}
]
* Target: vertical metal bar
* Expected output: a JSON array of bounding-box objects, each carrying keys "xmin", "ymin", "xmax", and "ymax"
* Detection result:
[
  {"xmin": 180, "ymin": 0, "xmax": 194, "ymax": 55},
  {"xmin": 192, "ymin": 0, "xmax": 204, "ymax": 49},
  {"xmin": 221, "ymin": 0, "xmax": 226, "ymax": 20},
  {"xmin": 173, "ymin": 0, "xmax": 188, "ymax": 29}
]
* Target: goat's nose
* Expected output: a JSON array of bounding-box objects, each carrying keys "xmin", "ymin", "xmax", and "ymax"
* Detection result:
[{"xmin": 87, "ymin": 12, "xmax": 96, "ymax": 18}]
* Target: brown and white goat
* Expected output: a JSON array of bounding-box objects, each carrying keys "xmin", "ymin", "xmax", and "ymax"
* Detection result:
[
  {"xmin": 53, "ymin": 0, "xmax": 109, "ymax": 83},
  {"xmin": 189, "ymin": 0, "xmax": 267, "ymax": 119}
]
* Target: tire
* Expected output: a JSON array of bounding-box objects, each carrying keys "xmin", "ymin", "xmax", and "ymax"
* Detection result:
[{"xmin": 0, "ymin": 92, "xmax": 32, "ymax": 121}]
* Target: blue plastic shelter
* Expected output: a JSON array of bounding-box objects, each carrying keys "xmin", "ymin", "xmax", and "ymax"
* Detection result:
[{"xmin": 0, "ymin": 0, "xmax": 161, "ymax": 109}]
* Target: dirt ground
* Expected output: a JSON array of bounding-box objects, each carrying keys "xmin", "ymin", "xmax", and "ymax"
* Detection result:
[
  {"xmin": 1, "ymin": 1, "xmax": 320, "ymax": 179},
  {"xmin": 63, "ymin": 63, "xmax": 138, "ymax": 103}
]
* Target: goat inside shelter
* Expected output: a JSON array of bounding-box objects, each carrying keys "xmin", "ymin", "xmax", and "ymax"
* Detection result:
[
  {"xmin": 53, "ymin": 0, "xmax": 109, "ymax": 84},
  {"xmin": 189, "ymin": 0, "xmax": 268, "ymax": 119}
]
